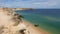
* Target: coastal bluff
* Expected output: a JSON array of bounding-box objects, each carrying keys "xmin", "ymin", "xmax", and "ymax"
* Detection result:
[
  {"xmin": 0, "ymin": 8, "xmax": 32, "ymax": 11},
  {"xmin": 0, "ymin": 8, "xmax": 49, "ymax": 34}
]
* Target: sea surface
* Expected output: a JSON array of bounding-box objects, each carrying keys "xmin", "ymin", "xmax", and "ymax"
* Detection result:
[{"xmin": 16, "ymin": 9, "xmax": 60, "ymax": 34}]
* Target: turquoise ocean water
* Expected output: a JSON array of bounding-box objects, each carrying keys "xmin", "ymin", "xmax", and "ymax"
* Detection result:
[{"xmin": 16, "ymin": 9, "xmax": 60, "ymax": 34}]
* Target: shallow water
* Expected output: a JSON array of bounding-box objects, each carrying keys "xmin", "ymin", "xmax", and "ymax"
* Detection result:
[{"xmin": 16, "ymin": 9, "xmax": 60, "ymax": 34}]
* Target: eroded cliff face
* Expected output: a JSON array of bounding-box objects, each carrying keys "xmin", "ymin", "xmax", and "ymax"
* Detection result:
[{"xmin": 0, "ymin": 8, "xmax": 27, "ymax": 34}]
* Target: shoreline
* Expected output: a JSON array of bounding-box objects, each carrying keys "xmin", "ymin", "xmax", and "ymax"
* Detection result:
[
  {"xmin": 0, "ymin": 8, "xmax": 50, "ymax": 34},
  {"xmin": 22, "ymin": 20, "xmax": 50, "ymax": 34}
]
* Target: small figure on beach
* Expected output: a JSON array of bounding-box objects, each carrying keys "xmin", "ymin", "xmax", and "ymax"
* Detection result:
[{"xmin": 34, "ymin": 24, "xmax": 39, "ymax": 27}]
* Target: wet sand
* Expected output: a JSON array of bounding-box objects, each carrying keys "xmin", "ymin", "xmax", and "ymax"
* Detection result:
[{"xmin": 22, "ymin": 20, "xmax": 50, "ymax": 34}]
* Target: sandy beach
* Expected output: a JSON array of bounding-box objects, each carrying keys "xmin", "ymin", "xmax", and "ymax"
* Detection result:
[{"xmin": 0, "ymin": 8, "xmax": 50, "ymax": 34}]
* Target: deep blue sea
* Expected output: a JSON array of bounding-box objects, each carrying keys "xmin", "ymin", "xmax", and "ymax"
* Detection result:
[{"xmin": 16, "ymin": 9, "xmax": 60, "ymax": 34}]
